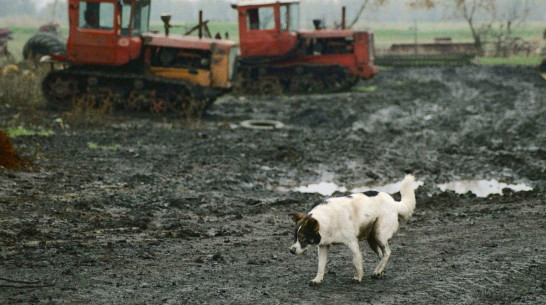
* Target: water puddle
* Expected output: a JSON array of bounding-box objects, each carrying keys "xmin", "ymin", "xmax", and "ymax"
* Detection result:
[
  {"xmin": 283, "ymin": 179, "xmax": 424, "ymax": 196},
  {"xmin": 437, "ymin": 179, "xmax": 532, "ymax": 197},
  {"xmin": 351, "ymin": 179, "xmax": 424, "ymax": 194},
  {"xmin": 293, "ymin": 182, "xmax": 347, "ymax": 196},
  {"xmin": 279, "ymin": 178, "xmax": 531, "ymax": 198}
]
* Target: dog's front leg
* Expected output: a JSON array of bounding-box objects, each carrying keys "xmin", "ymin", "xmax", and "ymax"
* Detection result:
[
  {"xmin": 311, "ymin": 245, "xmax": 329, "ymax": 284},
  {"xmin": 348, "ymin": 240, "xmax": 363, "ymax": 282}
]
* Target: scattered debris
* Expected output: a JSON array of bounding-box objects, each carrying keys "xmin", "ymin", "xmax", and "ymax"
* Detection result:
[{"xmin": 240, "ymin": 120, "xmax": 285, "ymax": 130}]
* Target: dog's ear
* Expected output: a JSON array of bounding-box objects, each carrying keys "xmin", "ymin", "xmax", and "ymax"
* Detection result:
[
  {"xmin": 308, "ymin": 217, "xmax": 320, "ymax": 233},
  {"xmin": 289, "ymin": 213, "xmax": 304, "ymax": 222}
]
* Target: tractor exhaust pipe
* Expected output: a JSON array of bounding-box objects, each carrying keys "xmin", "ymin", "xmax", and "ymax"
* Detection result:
[
  {"xmin": 161, "ymin": 14, "xmax": 172, "ymax": 36},
  {"xmin": 199, "ymin": 10, "xmax": 203, "ymax": 39},
  {"xmin": 312, "ymin": 19, "xmax": 322, "ymax": 30}
]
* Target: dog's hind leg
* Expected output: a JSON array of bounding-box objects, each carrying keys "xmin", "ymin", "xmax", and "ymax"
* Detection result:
[
  {"xmin": 311, "ymin": 245, "xmax": 329, "ymax": 284},
  {"xmin": 348, "ymin": 240, "xmax": 364, "ymax": 282},
  {"xmin": 367, "ymin": 236, "xmax": 383, "ymax": 258},
  {"xmin": 371, "ymin": 241, "xmax": 391, "ymax": 278},
  {"xmin": 371, "ymin": 215, "xmax": 397, "ymax": 278}
]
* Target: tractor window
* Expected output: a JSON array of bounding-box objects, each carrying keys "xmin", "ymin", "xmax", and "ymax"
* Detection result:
[
  {"xmin": 280, "ymin": 4, "xmax": 299, "ymax": 32},
  {"xmin": 133, "ymin": 1, "xmax": 151, "ymax": 35},
  {"xmin": 121, "ymin": 2, "xmax": 132, "ymax": 36},
  {"xmin": 119, "ymin": 1, "xmax": 150, "ymax": 37},
  {"xmin": 288, "ymin": 3, "xmax": 299, "ymax": 32},
  {"xmin": 79, "ymin": 2, "xmax": 114, "ymax": 31},
  {"xmin": 280, "ymin": 5, "xmax": 288, "ymax": 31},
  {"xmin": 246, "ymin": 7, "xmax": 275, "ymax": 31}
]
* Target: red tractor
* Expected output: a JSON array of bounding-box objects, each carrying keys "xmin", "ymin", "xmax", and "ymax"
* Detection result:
[
  {"xmin": 42, "ymin": 0, "xmax": 378, "ymax": 114},
  {"xmin": 231, "ymin": 0, "xmax": 378, "ymax": 94},
  {"xmin": 42, "ymin": 0, "xmax": 238, "ymax": 114}
]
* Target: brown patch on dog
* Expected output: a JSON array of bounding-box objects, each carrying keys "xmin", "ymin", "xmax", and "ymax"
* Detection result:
[
  {"xmin": 358, "ymin": 218, "xmax": 382, "ymax": 256},
  {"xmin": 358, "ymin": 218, "xmax": 377, "ymax": 240},
  {"xmin": 295, "ymin": 216, "xmax": 321, "ymax": 245},
  {"xmin": 290, "ymin": 213, "xmax": 305, "ymax": 223},
  {"xmin": 0, "ymin": 130, "xmax": 31, "ymax": 170}
]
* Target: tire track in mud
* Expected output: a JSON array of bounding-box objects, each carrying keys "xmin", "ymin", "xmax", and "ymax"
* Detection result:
[{"xmin": 1, "ymin": 65, "xmax": 545, "ymax": 304}]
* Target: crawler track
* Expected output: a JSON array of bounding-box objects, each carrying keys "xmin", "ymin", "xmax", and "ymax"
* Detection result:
[
  {"xmin": 232, "ymin": 63, "xmax": 358, "ymax": 95},
  {"xmin": 42, "ymin": 68, "xmax": 223, "ymax": 115}
]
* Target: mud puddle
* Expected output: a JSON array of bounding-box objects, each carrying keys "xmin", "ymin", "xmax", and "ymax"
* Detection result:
[
  {"xmin": 277, "ymin": 178, "xmax": 425, "ymax": 196},
  {"xmin": 437, "ymin": 179, "xmax": 533, "ymax": 197},
  {"xmin": 279, "ymin": 178, "xmax": 532, "ymax": 198}
]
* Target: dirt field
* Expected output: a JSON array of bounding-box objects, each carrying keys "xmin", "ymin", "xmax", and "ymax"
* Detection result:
[{"xmin": 1, "ymin": 66, "xmax": 545, "ymax": 304}]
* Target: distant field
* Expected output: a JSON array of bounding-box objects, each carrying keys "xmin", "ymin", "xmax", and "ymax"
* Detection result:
[
  {"xmin": 150, "ymin": 22, "xmax": 239, "ymax": 41},
  {"xmin": 368, "ymin": 21, "xmax": 545, "ymax": 49},
  {"xmin": 477, "ymin": 55, "xmax": 542, "ymax": 66},
  {"xmin": 3, "ymin": 27, "xmax": 47, "ymax": 62},
  {"xmin": 3, "ymin": 21, "xmax": 544, "ymax": 65}
]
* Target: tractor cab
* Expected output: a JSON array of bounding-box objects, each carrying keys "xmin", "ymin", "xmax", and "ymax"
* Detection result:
[
  {"xmin": 67, "ymin": 0, "xmax": 151, "ymax": 66},
  {"xmin": 233, "ymin": 0, "xmax": 300, "ymax": 58}
]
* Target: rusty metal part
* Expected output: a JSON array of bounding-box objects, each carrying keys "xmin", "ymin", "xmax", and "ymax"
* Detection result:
[
  {"xmin": 233, "ymin": 63, "xmax": 355, "ymax": 96},
  {"xmin": 125, "ymin": 91, "xmax": 143, "ymax": 111},
  {"xmin": 42, "ymin": 68, "xmax": 223, "ymax": 116},
  {"xmin": 45, "ymin": 75, "xmax": 80, "ymax": 109},
  {"xmin": 149, "ymin": 91, "xmax": 167, "ymax": 114},
  {"xmin": 258, "ymin": 76, "xmax": 283, "ymax": 95}
]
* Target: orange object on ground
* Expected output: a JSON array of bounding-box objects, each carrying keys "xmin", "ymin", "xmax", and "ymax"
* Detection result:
[{"xmin": 0, "ymin": 130, "xmax": 30, "ymax": 169}]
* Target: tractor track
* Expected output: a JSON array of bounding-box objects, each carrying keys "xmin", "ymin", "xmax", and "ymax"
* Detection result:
[{"xmin": 42, "ymin": 68, "xmax": 224, "ymax": 115}]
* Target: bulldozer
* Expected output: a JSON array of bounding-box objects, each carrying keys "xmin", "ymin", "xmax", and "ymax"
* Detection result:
[
  {"xmin": 231, "ymin": 0, "xmax": 378, "ymax": 94},
  {"xmin": 41, "ymin": 0, "xmax": 378, "ymax": 114},
  {"xmin": 42, "ymin": 0, "xmax": 238, "ymax": 114}
]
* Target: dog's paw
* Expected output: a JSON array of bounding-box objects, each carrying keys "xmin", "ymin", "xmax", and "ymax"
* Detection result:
[
  {"xmin": 309, "ymin": 278, "xmax": 323, "ymax": 285},
  {"xmin": 371, "ymin": 273, "xmax": 384, "ymax": 280},
  {"xmin": 352, "ymin": 276, "xmax": 363, "ymax": 283}
]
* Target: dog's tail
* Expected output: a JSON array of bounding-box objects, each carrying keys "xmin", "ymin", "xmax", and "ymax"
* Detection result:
[{"xmin": 397, "ymin": 174, "xmax": 416, "ymax": 221}]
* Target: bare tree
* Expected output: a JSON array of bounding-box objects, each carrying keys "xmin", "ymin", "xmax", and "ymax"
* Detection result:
[
  {"xmin": 347, "ymin": 0, "xmax": 388, "ymax": 29},
  {"xmin": 409, "ymin": 0, "xmax": 496, "ymax": 55},
  {"xmin": 408, "ymin": 0, "xmax": 535, "ymax": 56},
  {"xmin": 487, "ymin": 0, "xmax": 534, "ymax": 56}
]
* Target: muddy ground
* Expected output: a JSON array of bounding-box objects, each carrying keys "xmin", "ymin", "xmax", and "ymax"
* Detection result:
[{"xmin": 0, "ymin": 65, "xmax": 545, "ymax": 304}]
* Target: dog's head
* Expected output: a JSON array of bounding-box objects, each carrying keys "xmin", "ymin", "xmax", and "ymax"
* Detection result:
[{"xmin": 289, "ymin": 213, "xmax": 321, "ymax": 255}]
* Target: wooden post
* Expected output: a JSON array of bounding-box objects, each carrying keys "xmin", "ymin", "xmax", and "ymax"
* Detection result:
[{"xmin": 342, "ymin": 6, "xmax": 346, "ymax": 29}]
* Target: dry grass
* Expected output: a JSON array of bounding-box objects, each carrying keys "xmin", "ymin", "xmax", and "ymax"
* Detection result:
[
  {"xmin": 61, "ymin": 94, "xmax": 115, "ymax": 128},
  {"xmin": 1, "ymin": 60, "xmax": 208, "ymax": 128},
  {"xmin": 0, "ymin": 59, "xmax": 47, "ymax": 109}
]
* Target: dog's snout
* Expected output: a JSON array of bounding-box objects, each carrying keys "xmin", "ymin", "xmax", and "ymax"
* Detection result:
[{"xmin": 290, "ymin": 248, "xmax": 296, "ymax": 255}]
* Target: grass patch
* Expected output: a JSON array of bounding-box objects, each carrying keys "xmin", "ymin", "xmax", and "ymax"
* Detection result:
[
  {"xmin": 87, "ymin": 142, "xmax": 121, "ymax": 151},
  {"xmin": 6, "ymin": 125, "xmax": 55, "ymax": 138},
  {"xmin": 478, "ymin": 55, "xmax": 542, "ymax": 66},
  {"xmin": 369, "ymin": 21, "xmax": 545, "ymax": 49},
  {"xmin": 353, "ymin": 85, "xmax": 378, "ymax": 93}
]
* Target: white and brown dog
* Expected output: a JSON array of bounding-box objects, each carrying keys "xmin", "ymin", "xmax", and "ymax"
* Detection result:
[{"xmin": 290, "ymin": 174, "xmax": 416, "ymax": 284}]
